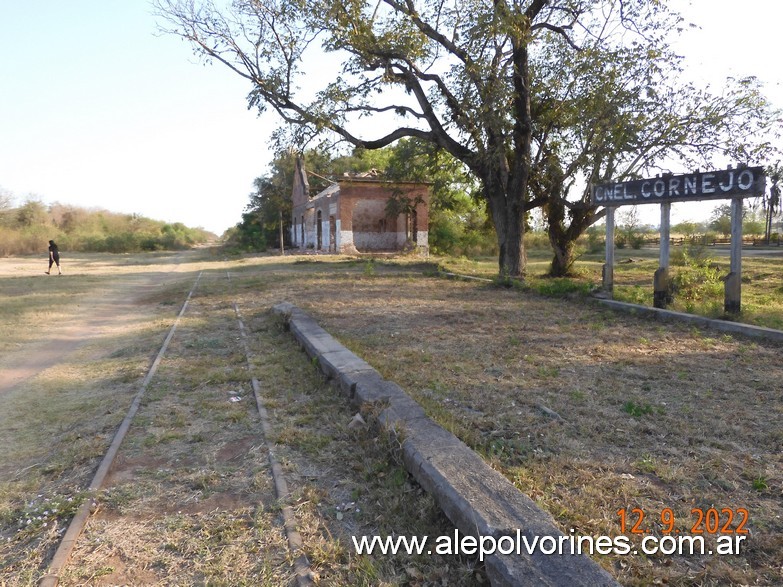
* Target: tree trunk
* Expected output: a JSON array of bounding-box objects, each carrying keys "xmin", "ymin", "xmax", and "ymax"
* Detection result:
[
  {"xmin": 547, "ymin": 201, "xmax": 600, "ymax": 277},
  {"xmin": 486, "ymin": 183, "xmax": 526, "ymax": 278},
  {"xmin": 544, "ymin": 191, "xmax": 590, "ymax": 278},
  {"xmin": 548, "ymin": 224, "xmax": 576, "ymax": 277}
]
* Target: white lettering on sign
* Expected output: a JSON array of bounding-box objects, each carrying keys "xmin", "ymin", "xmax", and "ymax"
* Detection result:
[
  {"xmin": 719, "ymin": 171, "xmax": 734, "ymax": 192},
  {"xmin": 592, "ymin": 167, "xmax": 764, "ymax": 206},
  {"xmin": 738, "ymin": 169, "xmax": 753, "ymax": 190},
  {"xmin": 684, "ymin": 176, "xmax": 697, "ymax": 195},
  {"xmin": 702, "ymin": 173, "xmax": 716, "ymax": 194}
]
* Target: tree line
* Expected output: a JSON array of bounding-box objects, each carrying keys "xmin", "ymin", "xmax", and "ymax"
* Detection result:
[
  {"xmin": 225, "ymin": 140, "xmax": 499, "ymax": 258},
  {"xmin": 0, "ymin": 194, "xmax": 213, "ymax": 257},
  {"xmin": 228, "ymin": 140, "xmax": 783, "ymax": 270},
  {"xmin": 610, "ymin": 204, "xmax": 778, "ymax": 251}
]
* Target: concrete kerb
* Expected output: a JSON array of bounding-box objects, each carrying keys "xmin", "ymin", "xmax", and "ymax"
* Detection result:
[
  {"xmin": 271, "ymin": 302, "xmax": 619, "ymax": 587},
  {"xmin": 594, "ymin": 298, "xmax": 783, "ymax": 344},
  {"xmin": 318, "ymin": 348, "xmax": 374, "ymax": 381},
  {"xmin": 336, "ymin": 368, "xmax": 384, "ymax": 400},
  {"xmin": 432, "ymin": 270, "xmax": 783, "ymax": 344}
]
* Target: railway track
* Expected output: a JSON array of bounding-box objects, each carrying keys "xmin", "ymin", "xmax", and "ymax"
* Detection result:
[{"xmin": 37, "ymin": 270, "xmax": 313, "ymax": 586}]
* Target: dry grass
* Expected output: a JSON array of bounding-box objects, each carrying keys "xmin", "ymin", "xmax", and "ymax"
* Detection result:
[
  {"xmin": 236, "ymin": 303, "xmax": 486, "ymax": 585},
  {"xmin": 2, "ymin": 249, "xmax": 781, "ymax": 586},
  {"xmin": 2, "ymin": 255, "xmax": 484, "ymax": 585},
  {"xmin": 58, "ymin": 271, "xmax": 294, "ymax": 586},
  {"xmin": 225, "ymin": 254, "xmax": 782, "ymax": 586},
  {"xmin": 0, "ymin": 250, "xmax": 225, "ymax": 584}
]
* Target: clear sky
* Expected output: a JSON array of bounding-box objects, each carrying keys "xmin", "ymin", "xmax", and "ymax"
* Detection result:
[
  {"xmin": 1, "ymin": 1, "xmax": 780, "ymax": 236},
  {"xmin": 637, "ymin": 0, "xmax": 782, "ymax": 227},
  {"xmin": 0, "ymin": 0, "xmax": 274, "ymax": 236}
]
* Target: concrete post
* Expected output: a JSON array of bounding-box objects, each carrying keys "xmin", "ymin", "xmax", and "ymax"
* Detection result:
[
  {"xmin": 724, "ymin": 197, "xmax": 743, "ymax": 315},
  {"xmin": 603, "ymin": 207, "xmax": 615, "ymax": 296},
  {"xmin": 654, "ymin": 202, "xmax": 671, "ymax": 308}
]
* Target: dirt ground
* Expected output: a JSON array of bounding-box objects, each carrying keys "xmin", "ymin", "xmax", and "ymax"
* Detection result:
[
  {"xmin": 1, "ymin": 249, "xmax": 781, "ymax": 586},
  {"xmin": 0, "ymin": 250, "xmax": 483, "ymax": 586},
  {"xmin": 0, "ymin": 251, "xmax": 193, "ymax": 395}
]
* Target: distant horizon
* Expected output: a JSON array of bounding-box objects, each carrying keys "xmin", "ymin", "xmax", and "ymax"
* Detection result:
[
  {"xmin": 1, "ymin": 196, "xmax": 220, "ymax": 236},
  {"xmin": 2, "ymin": 0, "xmax": 780, "ymax": 237}
]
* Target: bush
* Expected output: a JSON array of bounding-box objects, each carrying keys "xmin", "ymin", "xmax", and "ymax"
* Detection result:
[
  {"xmin": 523, "ymin": 231, "xmax": 550, "ymax": 250},
  {"xmin": 0, "ymin": 204, "xmax": 212, "ymax": 257},
  {"xmin": 429, "ymin": 214, "xmax": 463, "ymax": 255},
  {"xmin": 583, "ymin": 230, "xmax": 605, "ymax": 254},
  {"xmin": 429, "ymin": 210, "xmax": 497, "ymax": 257},
  {"xmin": 630, "ymin": 235, "xmax": 646, "ymax": 249},
  {"xmin": 699, "ymin": 231, "xmax": 719, "ymax": 246},
  {"xmin": 669, "ymin": 245, "xmax": 723, "ymax": 303}
]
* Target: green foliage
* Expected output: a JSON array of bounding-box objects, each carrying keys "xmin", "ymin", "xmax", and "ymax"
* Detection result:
[
  {"xmin": 429, "ymin": 204, "xmax": 496, "ymax": 257},
  {"xmin": 743, "ymin": 207, "xmax": 766, "ymax": 236},
  {"xmin": 230, "ymin": 139, "xmax": 497, "ymax": 256},
  {"xmin": 159, "ymin": 0, "xmax": 779, "ymax": 277},
  {"xmin": 671, "ymin": 221, "xmax": 704, "ymax": 239},
  {"xmin": 0, "ymin": 200, "xmax": 211, "ymax": 256},
  {"xmin": 615, "ymin": 207, "xmax": 653, "ymax": 249},
  {"xmin": 228, "ymin": 149, "xmax": 336, "ymax": 252},
  {"xmin": 669, "ymin": 245, "xmax": 723, "ymax": 304},
  {"xmin": 708, "ymin": 203, "xmax": 765, "ymax": 237},
  {"xmin": 709, "ymin": 204, "xmax": 733, "ymax": 236},
  {"xmin": 584, "ymin": 227, "xmax": 605, "ymax": 254},
  {"xmin": 385, "ymin": 139, "xmax": 495, "ymax": 256},
  {"xmin": 623, "ymin": 401, "xmax": 655, "ymax": 418},
  {"xmin": 531, "ymin": 278, "xmax": 593, "ymax": 298},
  {"xmin": 532, "ymin": 16, "xmax": 779, "ymax": 275},
  {"xmin": 751, "ymin": 476, "xmax": 769, "ymax": 492},
  {"xmin": 15, "ymin": 200, "xmax": 48, "ymax": 227},
  {"xmin": 363, "ymin": 259, "xmax": 375, "ymax": 277}
]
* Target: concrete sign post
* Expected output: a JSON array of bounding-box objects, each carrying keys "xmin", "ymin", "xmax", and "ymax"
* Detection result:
[
  {"xmin": 725, "ymin": 197, "xmax": 744, "ymax": 314},
  {"xmin": 592, "ymin": 165, "xmax": 765, "ymax": 314},
  {"xmin": 654, "ymin": 202, "xmax": 672, "ymax": 308},
  {"xmin": 603, "ymin": 207, "xmax": 615, "ymax": 294}
]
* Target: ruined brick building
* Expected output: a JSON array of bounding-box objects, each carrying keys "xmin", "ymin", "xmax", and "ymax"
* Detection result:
[{"xmin": 290, "ymin": 158, "xmax": 430, "ymax": 254}]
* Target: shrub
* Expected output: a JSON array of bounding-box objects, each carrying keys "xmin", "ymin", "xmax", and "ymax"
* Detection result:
[
  {"xmin": 669, "ymin": 245, "xmax": 723, "ymax": 303},
  {"xmin": 0, "ymin": 204, "xmax": 212, "ymax": 257}
]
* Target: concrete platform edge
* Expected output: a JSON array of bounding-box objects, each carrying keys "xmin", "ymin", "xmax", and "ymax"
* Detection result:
[
  {"xmin": 271, "ymin": 302, "xmax": 619, "ymax": 587},
  {"xmin": 593, "ymin": 298, "xmax": 783, "ymax": 343}
]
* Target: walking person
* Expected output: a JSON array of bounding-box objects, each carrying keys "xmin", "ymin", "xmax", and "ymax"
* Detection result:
[{"xmin": 46, "ymin": 240, "xmax": 62, "ymax": 275}]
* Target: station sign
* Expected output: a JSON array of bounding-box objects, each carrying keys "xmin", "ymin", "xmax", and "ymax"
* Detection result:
[{"xmin": 592, "ymin": 167, "xmax": 766, "ymax": 207}]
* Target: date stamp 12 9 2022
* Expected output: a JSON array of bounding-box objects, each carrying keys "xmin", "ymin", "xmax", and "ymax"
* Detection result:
[{"xmin": 617, "ymin": 507, "xmax": 749, "ymax": 536}]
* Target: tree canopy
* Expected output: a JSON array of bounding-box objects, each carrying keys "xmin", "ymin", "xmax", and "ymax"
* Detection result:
[
  {"xmin": 157, "ymin": 0, "xmax": 779, "ymax": 276},
  {"xmin": 530, "ymin": 21, "xmax": 778, "ymax": 274},
  {"xmin": 229, "ymin": 139, "xmax": 489, "ymax": 254}
]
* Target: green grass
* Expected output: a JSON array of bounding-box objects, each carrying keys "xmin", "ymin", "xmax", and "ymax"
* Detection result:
[
  {"xmin": 622, "ymin": 400, "xmax": 655, "ymax": 418},
  {"xmin": 437, "ymin": 246, "xmax": 783, "ymax": 330}
]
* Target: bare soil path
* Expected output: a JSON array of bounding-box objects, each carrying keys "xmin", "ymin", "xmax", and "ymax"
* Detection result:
[
  {"xmin": 1, "ymin": 251, "xmax": 483, "ymax": 586},
  {"xmin": 0, "ymin": 251, "xmax": 192, "ymax": 395}
]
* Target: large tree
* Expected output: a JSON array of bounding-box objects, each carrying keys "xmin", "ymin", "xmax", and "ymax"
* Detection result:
[
  {"xmin": 528, "ymin": 17, "xmax": 779, "ymax": 276},
  {"xmin": 155, "ymin": 0, "xmax": 651, "ymax": 277},
  {"xmin": 156, "ymin": 1, "xmax": 777, "ymax": 277}
]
